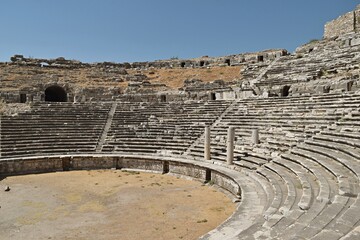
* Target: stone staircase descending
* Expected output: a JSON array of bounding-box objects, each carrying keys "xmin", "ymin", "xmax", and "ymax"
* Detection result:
[
  {"xmin": 250, "ymin": 57, "xmax": 281, "ymax": 95},
  {"xmin": 101, "ymin": 100, "xmax": 233, "ymax": 156},
  {"xmin": 96, "ymin": 101, "xmax": 118, "ymax": 152},
  {"xmin": 183, "ymin": 100, "xmax": 238, "ymax": 156}
]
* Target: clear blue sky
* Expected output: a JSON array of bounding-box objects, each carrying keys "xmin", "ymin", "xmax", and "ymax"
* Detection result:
[{"xmin": 0, "ymin": 1, "xmax": 358, "ymax": 63}]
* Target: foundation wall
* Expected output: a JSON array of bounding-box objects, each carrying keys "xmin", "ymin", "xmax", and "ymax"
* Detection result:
[
  {"xmin": 0, "ymin": 155, "xmax": 241, "ymax": 197},
  {"xmin": 117, "ymin": 157, "xmax": 164, "ymax": 173},
  {"xmin": 0, "ymin": 158, "xmax": 63, "ymax": 175},
  {"xmin": 211, "ymin": 171, "xmax": 240, "ymax": 196},
  {"xmin": 169, "ymin": 162, "xmax": 207, "ymax": 179},
  {"xmin": 71, "ymin": 156, "xmax": 116, "ymax": 170}
]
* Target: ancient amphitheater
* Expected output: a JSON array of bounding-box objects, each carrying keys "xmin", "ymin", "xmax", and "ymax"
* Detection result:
[{"xmin": 1, "ymin": 5, "xmax": 360, "ymax": 240}]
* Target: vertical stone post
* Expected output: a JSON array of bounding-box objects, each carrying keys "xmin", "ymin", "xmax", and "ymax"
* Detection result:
[
  {"xmin": 26, "ymin": 94, "xmax": 33, "ymax": 103},
  {"xmin": 204, "ymin": 126, "xmax": 211, "ymax": 161},
  {"xmin": 252, "ymin": 129, "xmax": 259, "ymax": 145},
  {"xmin": 227, "ymin": 126, "xmax": 235, "ymax": 165}
]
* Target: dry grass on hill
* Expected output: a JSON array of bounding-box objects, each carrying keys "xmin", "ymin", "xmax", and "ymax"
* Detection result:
[
  {"xmin": 129, "ymin": 66, "xmax": 241, "ymax": 89},
  {"xmin": 0, "ymin": 64, "xmax": 241, "ymax": 91}
]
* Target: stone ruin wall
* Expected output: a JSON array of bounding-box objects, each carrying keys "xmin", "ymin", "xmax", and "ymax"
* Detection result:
[
  {"xmin": 8, "ymin": 49, "xmax": 286, "ymax": 70},
  {"xmin": 0, "ymin": 49, "xmax": 287, "ymax": 103},
  {"xmin": 0, "ymin": 155, "xmax": 241, "ymax": 197},
  {"xmin": 324, "ymin": 5, "xmax": 360, "ymax": 39}
]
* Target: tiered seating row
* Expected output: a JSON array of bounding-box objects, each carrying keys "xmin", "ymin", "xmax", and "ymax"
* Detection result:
[
  {"xmin": 185, "ymin": 92, "xmax": 360, "ymax": 239},
  {"xmin": 1, "ymin": 102, "xmax": 111, "ymax": 157},
  {"xmin": 251, "ymin": 34, "xmax": 360, "ymax": 88},
  {"xmin": 102, "ymin": 100, "xmax": 232, "ymax": 155},
  {"xmin": 186, "ymin": 92, "xmax": 360, "ymax": 165}
]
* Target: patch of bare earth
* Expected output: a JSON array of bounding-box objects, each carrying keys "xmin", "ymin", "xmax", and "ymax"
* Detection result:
[
  {"xmin": 0, "ymin": 170, "xmax": 235, "ymax": 240},
  {"xmin": 128, "ymin": 66, "xmax": 241, "ymax": 89}
]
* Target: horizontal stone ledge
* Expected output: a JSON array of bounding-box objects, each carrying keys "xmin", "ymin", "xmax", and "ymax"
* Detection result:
[{"xmin": 0, "ymin": 153, "xmax": 242, "ymax": 197}]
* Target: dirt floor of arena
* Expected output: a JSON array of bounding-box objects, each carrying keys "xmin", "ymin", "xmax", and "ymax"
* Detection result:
[{"xmin": 0, "ymin": 170, "xmax": 236, "ymax": 240}]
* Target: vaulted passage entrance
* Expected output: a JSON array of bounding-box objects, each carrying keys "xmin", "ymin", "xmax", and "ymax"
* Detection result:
[{"xmin": 45, "ymin": 85, "xmax": 67, "ymax": 102}]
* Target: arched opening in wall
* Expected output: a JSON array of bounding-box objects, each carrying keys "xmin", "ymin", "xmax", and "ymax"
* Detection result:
[
  {"xmin": 281, "ymin": 86, "xmax": 291, "ymax": 97},
  {"xmin": 45, "ymin": 85, "xmax": 67, "ymax": 102},
  {"xmin": 180, "ymin": 62, "xmax": 186, "ymax": 68},
  {"xmin": 199, "ymin": 61, "xmax": 205, "ymax": 67},
  {"xmin": 225, "ymin": 59, "xmax": 231, "ymax": 66}
]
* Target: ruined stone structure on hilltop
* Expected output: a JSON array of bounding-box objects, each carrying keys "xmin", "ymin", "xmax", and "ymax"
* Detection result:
[
  {"xmin": 0, "ymin": 49, "xmax": 287, "ymax": 103},
  {"xmin": 1, "ymin": 5, "xmax": 360, "ymax": 240},
  {"xmin": 324, "ymin": 4, "xmax": 360, "ymax": 39},
  {"xmin": 1, "ymin": 6, "xmax": 360, "ymax": 105}
]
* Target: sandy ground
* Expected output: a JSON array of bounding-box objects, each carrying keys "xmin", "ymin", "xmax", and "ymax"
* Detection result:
[{"xmin": 0, "ymin": 170, "xmax": 235, "ymax": 240}]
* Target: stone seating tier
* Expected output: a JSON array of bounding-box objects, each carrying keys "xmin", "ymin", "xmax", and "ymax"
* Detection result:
[{"xmin": 1, "ymin": 92, "xmax": 360, "ymax": 239}]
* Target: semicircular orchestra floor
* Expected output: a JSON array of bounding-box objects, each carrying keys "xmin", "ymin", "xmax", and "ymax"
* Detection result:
[{"xmin": 0, "ymin": 170, "xmax": 235, "ymax": 240}]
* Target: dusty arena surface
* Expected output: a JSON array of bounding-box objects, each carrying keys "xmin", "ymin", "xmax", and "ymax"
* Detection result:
[{"xmin": 0, "ymin": 170, "xmax": 235, "ymax": 240}]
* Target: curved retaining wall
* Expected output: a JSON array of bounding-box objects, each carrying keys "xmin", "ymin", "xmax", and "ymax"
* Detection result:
[
  {"xmin": 0, "ymin": 154, "xmax": 254, "ymax": 239},
  {"xmin": 0, "ymin": 154, "xmax": 241, "ymax": 198}
]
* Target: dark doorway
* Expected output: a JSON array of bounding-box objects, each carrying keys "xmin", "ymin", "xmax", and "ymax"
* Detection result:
[
  {"xmin": 347, "ymin": 81, "xmax": 353, "ymax": 91},
  {"xmin": 45, "ymin": 85, "xmax": 67, "ymax": 102},
  {"xmin": 205, "ymin": 169, "xmax": 211, "ymax": 182},
  {"xmin": 199, "ymin": 61, "xmax": 205, "ymax": 67},
  {"xmin": 257, "ymin": 55, "xmax": 264, "ymax": 62},
  {"xmin": 180, "ymin": 62, "xmax": 186, "ymax": 68},
  {"xmin": 19, "ymin": 93, "xmax": 27, "ymax": 103},
  {"xmin": 225, "ymin": 59, "xmax": 231, "ymax": 66},
  {"xmin": 62, "ymin": 158, "xmax": 71, "ymax": 171},
  {"xmin": 210, "ymin": 92, "xmax": 216, "ymax": 100},
  {"xmin": 282, "ymin": 86, "xmax": 291, "ymax": 97},
  {"xmin": 163, "ymin": 161, "xmax": 169, "ymax": 174},
  {"xmin": 160, "ymin": 95, "xmax": 167, "ymax": 102}
]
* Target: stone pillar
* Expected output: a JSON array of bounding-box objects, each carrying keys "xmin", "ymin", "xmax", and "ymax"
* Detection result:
[
  {"xmin": 226, "ymin": 126, "xmax": 235, "ymax": 165},
  {"xmin": 26, "ymin": 94, "xmax": 33, "ymax": 103},
  {"xmin": 73, "ymin": 95, "xmax": 78, "ymax": 103},
  {"xmin": 252, "ymin": 129, "xmax": 259, "ymax": 145},
  {"xmin": 204, "ymin": 126, "xmax": 211, "ymax": 161}
]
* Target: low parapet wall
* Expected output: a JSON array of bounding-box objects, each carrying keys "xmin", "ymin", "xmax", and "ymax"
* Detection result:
[
  {"xmin": 0, "ymin": 154, "xmax": 259, "ymax": 239},
  {"xmin": 0, "ymin": 154, "xmax": 241, "ymax": 197}
]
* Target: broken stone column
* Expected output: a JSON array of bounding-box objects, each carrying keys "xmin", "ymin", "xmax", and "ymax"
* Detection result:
[
  {"xmin": 26, "ymin": 94, "xmax": 33, "ymax": 103},
  {"xmin": 204, "ymin": 126, "xmax": 211, "ymax": 161},
  {"xmin": 252, "ymin": 129, "xmax": 259, "ymax": 144},
  {"xmin": 227, "ymin": 126, "xmax": 235, "ymax": 165}
]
